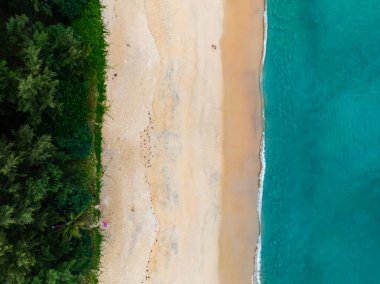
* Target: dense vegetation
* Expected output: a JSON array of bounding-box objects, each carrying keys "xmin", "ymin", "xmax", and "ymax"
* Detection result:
[{"xmin": 0, "ymin": 0, "xmax": 107, "ymax": 282}]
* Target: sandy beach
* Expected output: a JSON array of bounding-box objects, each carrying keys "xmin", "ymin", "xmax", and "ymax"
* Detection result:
[
  {"xmin": 99, "ymin": 0, "xmax": 264, "ymax": 283},
  {"xmin": 220, "ymin": 0, "xmax": 264, "ymax": 283}
]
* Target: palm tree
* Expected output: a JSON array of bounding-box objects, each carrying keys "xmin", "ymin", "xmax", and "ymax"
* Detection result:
[{"xmin": 56, "ymin": 212, "xmax": 88, "ymax": 241}]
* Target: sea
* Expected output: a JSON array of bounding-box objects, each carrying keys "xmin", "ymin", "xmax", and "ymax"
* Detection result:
[{"xmin": 260, "ymin": 0, "xmax": 380, "ymax": 283}]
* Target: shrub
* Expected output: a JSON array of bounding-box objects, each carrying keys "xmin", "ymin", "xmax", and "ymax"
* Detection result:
[
  {"xmin": 56, "ymin": 183, "xmax": 93, "ymax": 215},
  {"xmin": 53, "ymin": 0, "xmax": 88, "ymax": 20}
]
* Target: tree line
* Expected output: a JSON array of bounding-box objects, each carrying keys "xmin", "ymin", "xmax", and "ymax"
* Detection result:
[{"xmin": 0, "ymin": 1, "xmax": 106, "ymax": 282}]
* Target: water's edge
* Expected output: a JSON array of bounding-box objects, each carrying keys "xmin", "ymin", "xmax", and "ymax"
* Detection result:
[{"xmin": 254, "ymin": 0, "xmax": 267, "ymax": 282}]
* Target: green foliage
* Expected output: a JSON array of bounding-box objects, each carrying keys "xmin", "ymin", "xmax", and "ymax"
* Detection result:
[
  {"xmin": 53, "ymin": 79, "xmax": 93, "ymax": 160},
  {"xmin": 44, "ymin": 24, "xmax": 88, "ymax": 75},
  {"xmin": 0, "ymin": 0, "xmax": 51, "ymax": 19},
  {"xmin": 53, "ymin": 0, "xmax": 88, "ymax": 20},
  {"xmin": 29, "ymin": 0, "xmax": 53, "ymax": 15},
  {"xmin": 0, "ymin": 206, "xmax": 15, "ymax": 228},
  {"xmin": 73, "ymin": 0, "xmax": 108, "ymax": 201},
  {"xmin": 58, "ymin": 212, "xmax": 88, "ymax": 241},
  {"xmin": 0, "ymin": 0, "xmax": 107, "ymax": 282},
  {"xmin": 1, "ymin": 15, "xmax": 89, "ymax": 128},
  {"xmin": 72, "ymin": 2, "xmax": 108, "ymax": 281},
  {"xmin": 1, "ymin": 125, "xmax": 62, "ymax": 206},
  {"xmin": 4, "ymin": 16, "xmax": 57, "ymax": 125},
  {"xmin": 58, "ymin": 125, "xmax": 93, "ymax": 159},
  {"xmin": 56, "ymin": 183, "xmax": 93, "ymax": 215}
]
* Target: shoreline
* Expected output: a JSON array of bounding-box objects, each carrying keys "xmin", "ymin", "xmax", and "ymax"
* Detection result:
[
  {"xmin": 220, "ymin": 0, "xmax": 265, "ymax": 282},
  {"xmin": 256, "ymin": 0, "xmax": 268, "ymax": 282}
]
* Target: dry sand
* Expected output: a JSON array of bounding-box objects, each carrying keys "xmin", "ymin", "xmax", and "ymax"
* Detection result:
[{"xmin": 99, "ymin": 0, "xmax": 264, "ymax": 283}]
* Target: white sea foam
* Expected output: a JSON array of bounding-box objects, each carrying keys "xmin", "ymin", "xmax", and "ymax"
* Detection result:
[
  {"xmin": 254, "ymin": 137, "xmax": 265, "ymax": 283},
  {"xmin": 254, "ymin": 0, "xmax": 268, "ymax": 283}
]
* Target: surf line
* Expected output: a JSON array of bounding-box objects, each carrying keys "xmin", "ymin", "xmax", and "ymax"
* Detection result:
[{"xmin": 254, "ymin": 0, "xmax": 268, "ymax": 282}]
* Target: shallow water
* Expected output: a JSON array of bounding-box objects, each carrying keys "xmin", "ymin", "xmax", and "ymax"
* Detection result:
[{"xmin": 261, "ymin": 1, "xmax": 380, "ymax": 283}]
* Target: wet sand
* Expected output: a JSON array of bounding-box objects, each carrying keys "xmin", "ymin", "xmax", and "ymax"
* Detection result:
[
  {"xmin": 99, "ymin": 0, "xmax": 263, "ymax": 283},
  {"xmin": 220, "ymin": 0, "xmax": 264, "ymax": 283}
]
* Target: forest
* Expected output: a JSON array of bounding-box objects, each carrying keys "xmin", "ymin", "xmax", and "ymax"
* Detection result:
[{"xmin": 0, "ymin": 0, "xmax": 107, "ymax": 282}]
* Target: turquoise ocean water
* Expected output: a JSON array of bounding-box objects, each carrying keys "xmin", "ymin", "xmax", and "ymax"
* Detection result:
[{"xmin": 261, "ymin": 1, "xmax": 380, "ymax": 283}]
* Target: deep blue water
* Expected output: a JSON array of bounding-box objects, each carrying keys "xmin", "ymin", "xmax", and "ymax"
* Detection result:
[{"xmin": 261, "ymin": 1, "xmax": 380, "ymax": 283}]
